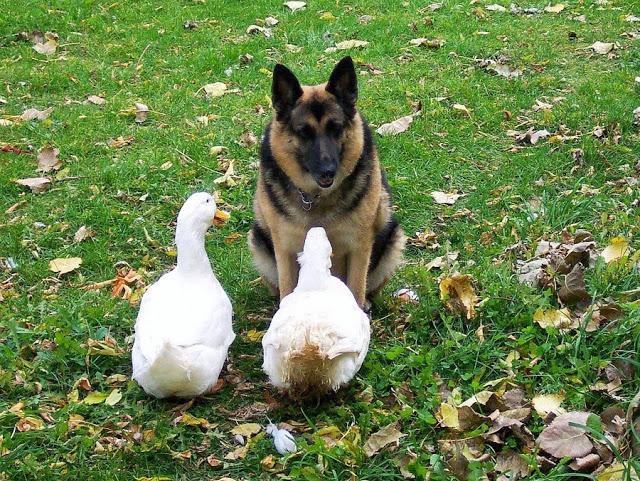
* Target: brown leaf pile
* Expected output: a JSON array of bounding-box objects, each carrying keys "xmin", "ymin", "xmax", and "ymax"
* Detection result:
[
  {"xmin": 435, "ymin": 380, "xmax": 637, "ymax": 480},
  {"xmin": 516, "ymin": 230, "xmax": 626, "ymax": 332}
]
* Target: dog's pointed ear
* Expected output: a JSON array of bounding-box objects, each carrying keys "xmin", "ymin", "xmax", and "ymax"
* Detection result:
[
  {"xmin": 326, "ymin": 56, "xmax": 357, "ymax": 118},
  {"xmin": 272, "ymin": 64, "xmax": 303, "ymax": 121}
]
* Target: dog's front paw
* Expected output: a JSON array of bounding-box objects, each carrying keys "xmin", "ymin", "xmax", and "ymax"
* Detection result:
[{"xmin": 363, "ymin": 299, "xmax": 372, "ymax": 317}]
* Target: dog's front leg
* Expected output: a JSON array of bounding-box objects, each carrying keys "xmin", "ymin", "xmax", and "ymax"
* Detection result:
[
  {"xmin": 274, "ymin": 245, "xmax": 298, "ymax": 302},
  {"xmin": 347, "ymin": 246, "xmax": 372, "ymax": 308}
]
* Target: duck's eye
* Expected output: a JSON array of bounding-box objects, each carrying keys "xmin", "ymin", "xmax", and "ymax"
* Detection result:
[{"xmin": 206, "ymin": 199, "xmax": 211, "ymax": 203}]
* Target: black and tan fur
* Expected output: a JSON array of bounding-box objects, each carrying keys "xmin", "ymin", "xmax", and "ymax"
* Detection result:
[{"xmin": 248, "ymin": 56, "xmax": 405, "ymax": 307}]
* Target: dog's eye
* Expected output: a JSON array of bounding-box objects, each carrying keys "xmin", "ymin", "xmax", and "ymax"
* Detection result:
[
  {"xmin": 297, "ymin": 125, "xmax": 315, "ymax": 140},
  {"xmin": 326, "ymin": 121, "xmax": 343, "ymax": 137}
]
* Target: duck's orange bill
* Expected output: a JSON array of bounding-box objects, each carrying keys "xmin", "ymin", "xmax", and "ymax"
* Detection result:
[{"xmin": 213, "ymin": 209, "xmax": 230, "ymax": 226}]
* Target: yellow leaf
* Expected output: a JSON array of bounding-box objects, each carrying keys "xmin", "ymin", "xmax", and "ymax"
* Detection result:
[
  {"xmin": 180, "ymin": 413, "xmax": 214, "ymax": 429},
  {"xmin": 49, "ymin": 257, "xmax": 82, "ymax": 274},
  {"xmin": 83, "ymin": 391, "xmax": 109, "ymax": 405},
  {"xmin": 596, "ymin": 463, "xmax": 634, "ymax": 481},
  {"xmin": 231, "ymin": 422, "xmax": 262, "ymax": 437},
  {"xmin": 260, "ymin": 454, "xmax": 276, "ymax": 470},
  {"xmin": 224, "ymin": 444, "xmax": 249, "ymax": 460},
  {"xmin": 437, "ymin": 402, "xmax": 460, "ymax": 429},
  {"xmin": 319, "ymin": 11, "xmax": 335, "ymax": 21},
  {"xmin": 333, "ymin": 40, "xmax": 369, "ymax": 50},
  {"xmin": 104, "ymin": 388, "xmax": 122, "ymax": 406},
  {"xmin": 475, "ymin": 324, "xmax": 485, "ymax": 343},
  {"xmin": 533, "ymin": 308, "xmax": 576, "ymax": 329},
  {"xmin": 439, "ymin": 274, "xmax": 478, "ymax": 319},
  {"xmin": 245, "ymin": 329, "xmax": 265, "ymax": 342},
  {"xmin": 601, "ymin": 237, "xmax": 630, "ymax": 263},
  {"xmin": 532, "ymin": 392, "xmax": 565, "ymax": 418},
  {"xmin": 15, "ymin": 416, "xmax": 44, "ymax": 432},
  {"xmin": 460, "ymin": 390, "xmax": 494, "ymax": 407}
]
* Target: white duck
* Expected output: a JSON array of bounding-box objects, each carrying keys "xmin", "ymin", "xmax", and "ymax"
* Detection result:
[
  {"xmin": 132, "ymin": 192, "xmax": 235, "ymax": 398},
  {"xmin": 262, "ymin": 227, "xmax": 370, "ymax": 395}
]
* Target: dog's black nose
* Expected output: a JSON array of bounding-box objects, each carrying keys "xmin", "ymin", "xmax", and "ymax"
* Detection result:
[{"xmin": 319, "ymin": 164, "xmax": 336, "ymax": 180}]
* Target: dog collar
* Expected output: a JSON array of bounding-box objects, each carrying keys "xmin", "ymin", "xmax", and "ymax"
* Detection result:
[{"xmin": 298, "ymin": 188, "xmax": 320, "ymax": 211}]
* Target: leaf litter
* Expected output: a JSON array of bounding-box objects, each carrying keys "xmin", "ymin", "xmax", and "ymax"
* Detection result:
[
  {"xmin": 36, "ymin": 147, "xmax": 61, "ymax": 172},
  {"xmin": 376, "ymin": 108, "xmax": 421, "ymax": 136}
]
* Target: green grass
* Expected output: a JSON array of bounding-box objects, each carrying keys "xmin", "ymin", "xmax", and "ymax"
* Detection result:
[{"xmin": 1, "ymin": 0, "xmax": 639, "ymax": 479}]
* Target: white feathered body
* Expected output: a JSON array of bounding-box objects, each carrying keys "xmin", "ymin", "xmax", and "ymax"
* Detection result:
[
  {"xmin": 262, "ymin": 227, "xmax": 370, "ymax": 394},
  {"xmin": 131, "ymin": 192, "xmax": 235, "ymax": 399},
  {"xmin": 132, "ymin": 269, "xmax": 234, "ymax": 398}
]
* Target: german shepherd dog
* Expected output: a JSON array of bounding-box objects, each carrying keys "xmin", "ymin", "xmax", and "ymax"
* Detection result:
[{"xmin": 248, "ymin": 56, "xmax": 405, "ymax": 308}]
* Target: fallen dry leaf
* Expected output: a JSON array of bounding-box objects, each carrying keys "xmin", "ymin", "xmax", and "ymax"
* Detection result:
[
  {"xmin": 331, "ymin": 40, "xmax": 369, "ymax": 51},
  {"xmin": 439, "ymin": 273, "xmax": 478, "ymax": 319},
  {"xmin": 544, "ymin": 3, "xmax": 565, "ymax": 13},
  {"xmin": 33, "ymin": 40, "xmax": 57, "ymax": 55},
  {"xmin": 558, "ymin": 264, "xmax": 590, "ymax": 305},
  {"xmin": 486, "ymin": 3, "xmax": 507, "ymax": 11},
  {"xmin": 495, "ymin": 449, "xmax": 531, "ymax": 478},
  {"xmin": 225, "ymin": 444, "xmax": 249, "ymax": 461},
  {"xmin": 425, "ymin": 251, "xmax": 459, "ymax": 271},
  {"xmin": 74, "ymin": 225, "xmax": 95, "ymax": 243},
  {"xmin": 86, "ymin": 95, "xmax": 106, "ymax": 105},
  {"xmin": 536, "ymin": 412, "xmax": 594, "ymax": 459},
  {"xmin": 409, "ymin": 37, "xmax": 445, "ymax": 48},
  {"xmin": 601, "ymin": 237, "xmax": 630, "ymax": 263},
  {"xmin": 107, "ymin": 136, "xmax": 134, "ymax": 149},
  {"xmin": 376, "ymin": 110, "xmax": 420, "ymax": 136},
  {"xmin": 49, "ymin": 257, "xmax": 82, "ymax": 274},
  {"xmin": 590, "ymin": 41, "xmax": 614, "ymax": 55},
  {"xmin": 284, "ymin": 1, "xmax": 306, "ymax": 12},
  {"xmin": 239, "ymin": 130, "xmax": 257, "ymax": 147},
  {"xmin": 83, "ymin": 391, "xmax": 109, "ymax": 405},
  {"xmin": 213, "ymin": 160, "xmax": 239, "ymax": 187},
  {"xmin": 104, "ymin": 388, "xmax": 122, "ymax": 406},
  {"xmin": 231, "ymin": 423, "xmax": 262, "ymax": 437},
  {"xmin": 437, "ymin": 403, "xmax": 460, "ymax": 429},
  {"xmin": 16, "ymin": 177, "xmax": 51, "ymax": 193},
  {"xmin": 532, "ymin": 392, "xmax": 565, "ymax": 418},
  {"xmin": 134, "ymin": 102, "xmax": 149, "ymax": 123},
  {"xmin": 203, "ymin": 82, "xmax": 228, "ymax": 98},
  {"xmin": 246, "ymin": 24, "xmax": 271, "ymax": 37},
  {"xmin": 21, "ymin": 107, "xmax": 53, "ymax": 121},
  {"xmin": 489, "ymin": 63, "xmax": 523, "ymax": 79},
  {"xmin": 319, "ymin": 11, "xmax": 336, "ymax": 21},
  {"xmin": 177, "ymin": 413, "xmax": 215, "ymax": 429},
  {"xmin": 364, "ymin": 422, "xmax": 406, "ymax": 457},
  {"xmin": 533, "ymin": 308, "xmax": 576, "ymax": 329},
  {"xmin": 430, "ymin": 191, "xmax": 463, "ymax": 205},
  {"xmin": 452, "ymin": 103, "xmax": 471, "ymax": 117},
  {"xmin": 16, "ymin": 416, "xmax": 44, "ymax": 432},
  {"xmin": 37, "ymin": 147, "xmax": 61, "ymax": 173}
]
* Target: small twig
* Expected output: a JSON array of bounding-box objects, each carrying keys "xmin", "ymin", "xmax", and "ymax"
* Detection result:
[{"xmin": 135, "ymin": 43, "xmax": 152, "ymax": 70}]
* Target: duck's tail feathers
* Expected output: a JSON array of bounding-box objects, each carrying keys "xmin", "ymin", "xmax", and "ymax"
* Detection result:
[
  {"xmin": 285, "ymin": 329, "xmax": 359, "ymax": 396},
  {"xmin": 133, "ymin": 340, "xmax": 224, "ymax": 398}
]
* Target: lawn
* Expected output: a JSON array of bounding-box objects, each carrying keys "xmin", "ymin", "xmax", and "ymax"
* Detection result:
[{"xmin": 1, "ymin": 0, "xmax": 639, "ymax": 479}]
